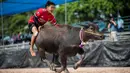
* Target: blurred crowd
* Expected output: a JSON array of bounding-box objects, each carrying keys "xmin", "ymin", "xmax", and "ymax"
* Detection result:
[{"xmin": 0, "ymin": 32, "xmax": 31, "ymax": 45}]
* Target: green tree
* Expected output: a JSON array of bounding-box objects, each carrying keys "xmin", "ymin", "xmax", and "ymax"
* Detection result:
[
  {"xmin": 0, "ymin": 11, "xmax": 34, "ymax": 35},
  {"xmin": 55, "ymin": 0, "xmax": 127, "ymax": 24}
]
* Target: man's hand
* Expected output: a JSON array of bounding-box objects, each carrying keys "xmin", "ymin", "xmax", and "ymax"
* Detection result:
[
  {"xmin": 110, "ymin": 20, "xmax": 117, "ymax": 26},
  {"xmin": 110, "ymin": 20, "xmax": 114, "ymax": 23}
]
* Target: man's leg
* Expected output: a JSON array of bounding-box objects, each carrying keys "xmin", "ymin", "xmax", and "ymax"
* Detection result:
[
  {"xmin": 30, "ymin": 26, "xmax": 38, "ymax": 56},
  {"xmin": 110, "ymin": 32, "xmax": 113, "ymax": 41},
  {"xmin": 113, "ymin": 31, "xmax": 118, "ymax": 41}
]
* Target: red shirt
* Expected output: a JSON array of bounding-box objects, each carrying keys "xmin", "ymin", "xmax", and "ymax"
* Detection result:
[{"xmin": 28, "ymin": 8, "xmax": 57, "ymax": 26}]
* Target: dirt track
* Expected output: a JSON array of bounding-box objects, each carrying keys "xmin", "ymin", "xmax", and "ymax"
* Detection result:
[{"xmin": 0, "ymin": 67, "xmax": 130, "ymax": 73}]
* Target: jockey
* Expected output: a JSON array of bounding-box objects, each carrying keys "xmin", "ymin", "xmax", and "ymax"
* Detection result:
[{"xmin": 28, "ymin": 1, "xmax": 60, "ymax": 56}]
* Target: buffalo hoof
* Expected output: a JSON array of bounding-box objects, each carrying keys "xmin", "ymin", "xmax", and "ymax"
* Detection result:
[
  {"xmin": 55, "ymin": 69, "xmax": 61, "ymax": 73},
  {"xmin": 64, "ymin": 68, "xmax": 70, "ymax": 73},
  {"xmin": 50, "ymin": 63, "xmax": 56, "ymax": 71},
  {"xmin": 73, "ymin": 63, "xmax": 80, "ymax": 70}
]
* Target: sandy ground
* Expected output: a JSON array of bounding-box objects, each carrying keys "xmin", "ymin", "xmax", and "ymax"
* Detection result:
[{"xmin": 0, "ymin": 67, "xmax": 130, "ymax": 73}]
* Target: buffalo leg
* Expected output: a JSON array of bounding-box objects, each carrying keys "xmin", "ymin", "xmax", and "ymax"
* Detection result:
[
  {"xmin": 52, "ymin": 54, "xmax": 69, "ymax": 73},
  {"xmin": 38, "ymin": 48, "xmax": 46, "ymax": 59},
  {"xmin": 52, "ymin": 54, "xmax": 61, "ymax": 67},
  {"xmin": 55, "ymin": 55, "xmax": 68, "ymax": 73},
  {"xmin": 42, "ymin": 59, "xmax": 54, "ymax": 70},
  {"xmin": 38, "ymin": 48, "xmax": 53, "ymax": 70},
  {"xmin": 50, "ymin": 54, "xmax": 57, "ymax": 71},
  {"xmin": 73, "ymin": 54, "xmax": 85, "ymax": 69}
]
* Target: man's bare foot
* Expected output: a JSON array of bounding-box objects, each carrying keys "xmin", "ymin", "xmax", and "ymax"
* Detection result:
[{"xmin": 30, "ymin": 48, "xmax": 36, "ymax": 56}]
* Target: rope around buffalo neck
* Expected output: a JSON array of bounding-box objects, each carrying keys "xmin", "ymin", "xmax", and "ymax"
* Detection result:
[
  {"xmin": 79, "ymin": 27, "xmax": 84, "ymax": 42},
  {"xmin": 79, "ymin": 27, "xmax": 86, "ymax": 48}
]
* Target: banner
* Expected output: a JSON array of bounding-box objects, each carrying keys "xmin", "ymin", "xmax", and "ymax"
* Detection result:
[{"xmin": 0, "ymin": 41, "xmax": 130, "ymax": 68}]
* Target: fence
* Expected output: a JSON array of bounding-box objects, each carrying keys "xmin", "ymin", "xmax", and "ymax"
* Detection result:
[
  {"xmin": 104, "ymin": 31, "xmax": 130, "ymax": 41},
  {"xmin": 0, "ymin": 42, "xmax": 30, "ymax": 50},
  {"xmin": 120, "ymin": 16, "xmax": 130, "ymax": 31}
]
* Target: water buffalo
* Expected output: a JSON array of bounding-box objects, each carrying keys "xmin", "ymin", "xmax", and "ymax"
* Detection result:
[{"xmin": 35, "ymin": 24, "xmax": 104, "ymax": 73}]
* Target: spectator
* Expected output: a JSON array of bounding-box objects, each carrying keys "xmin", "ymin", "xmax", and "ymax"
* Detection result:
[
  {"xmin": 117, "ymin": 15, "xmax": 124, "ymax": 32},
  {"xmin": 12, "ymin": 34, "xmax": 17, "ymax": 43},
  {"xmin": 108, "ymin": 17, "xmax": 118, "ymax": 41},
  {"xmin": 3, "ymin": 35, "xmax": 11, "ymax": 45},
  {"xmin": 17, "ymin": 32, "xmax": 22, "ymax": 43}
]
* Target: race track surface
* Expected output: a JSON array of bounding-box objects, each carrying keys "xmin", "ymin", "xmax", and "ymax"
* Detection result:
[{"xmin": 0, "ymin": 67, "xmax": 130, "ymax": 73}]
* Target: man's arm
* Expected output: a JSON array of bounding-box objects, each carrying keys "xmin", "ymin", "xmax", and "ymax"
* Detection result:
[
  {"xmin": 50, "ymin": 17, "xmax": 60, "ymax": 28},
  {"xmin": 111, "ymin": 20, "xmax": 117, "ymax": 26},
  {"xmin": 108, "ymin": 23, "xmax": 111, "ymax": 29}
]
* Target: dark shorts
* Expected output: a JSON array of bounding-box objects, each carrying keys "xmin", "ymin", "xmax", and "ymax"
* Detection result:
[{"xmin": 28, "ymin": 23, "xmax": 39, "ymax": 33}]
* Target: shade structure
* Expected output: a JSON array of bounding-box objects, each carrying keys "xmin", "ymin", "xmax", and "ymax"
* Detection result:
[{"xmin": 0, "ymin": 0, "xmax": 77, "ymax": 16}]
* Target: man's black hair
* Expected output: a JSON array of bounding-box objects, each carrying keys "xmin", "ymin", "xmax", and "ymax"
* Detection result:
[{"xmin": 45, "ymin": 1, "xmax": 55, "ymax": 8}]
